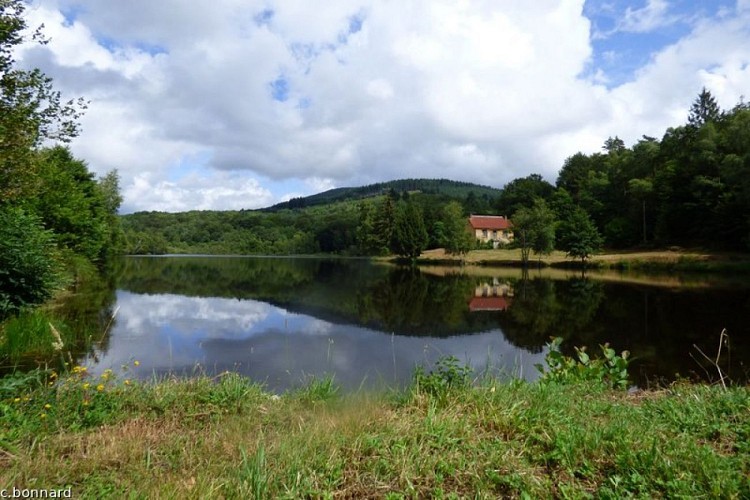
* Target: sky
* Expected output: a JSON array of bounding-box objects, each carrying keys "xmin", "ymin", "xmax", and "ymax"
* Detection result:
[{"xmin": 15, "ymin": 0, "xmax": 750, "ymax": 213}]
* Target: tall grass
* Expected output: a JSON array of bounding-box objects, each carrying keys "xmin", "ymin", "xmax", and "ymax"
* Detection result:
[
  {"xmin": 0, "ymin": 309, "xmax": 73, "ymax": 370},
  {"xmin": 1, "ymin": 361, "xmax": 748, "ymax": 498}
]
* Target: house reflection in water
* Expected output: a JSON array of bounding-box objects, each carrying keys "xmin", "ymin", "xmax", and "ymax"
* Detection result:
[{"xmin": 469, "ymin": 279, "xmax": 514, "ymax": 312}]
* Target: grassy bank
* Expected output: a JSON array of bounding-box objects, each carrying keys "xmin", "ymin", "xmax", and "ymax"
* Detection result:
[
  {"xmin": 1, "ymin": 368, "xmax": 748, "ymax": 498},
  {"xmin": 418, "ymin": 248, "xmax": 750, "ymax": 274}
]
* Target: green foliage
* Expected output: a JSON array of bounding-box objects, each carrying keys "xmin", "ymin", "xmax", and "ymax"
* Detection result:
[
  {"xmin": 511, "ymin": 199, "xmax": 556, "ymax": 266},
  {"xmin": 496, "ymin": 173, "xmax": 554, "ymax": 216},
  {"xmin": 0, "ymin": 2, "xmax": 122, "ymax": 333},
  {"xmin": 267, "ymin": 178, "xmax": 502, "ymax": 211},
  {"xmin": 296, "ymin": 375, "xmax": 340, "ymax": 403},
  {"xmin": 0, "ymin": 207, "xmax": 60, "ymax": 317},
  {"xmin": 29, "ymin": 146, "xmax": 112, "ymax": 261},
  {"xmin": 0, "ymin": 0, "xmax": 87, "ymax": 203},
  {"xmin": 550, "ymin": 90, "xmax": 750, "ymax": 250},
  {"xmin": 440, "ymin": 201, "xmax": 474, "ymax": 257},
  {"xmin": 537, "ymin": 337, "xmax": 630, "ymax": 389},
  {"xmin": 558, "ymin": 207, "xmax": 603, "ymax": 264},
  {"xmin": 239, "ymin": 445, "xmax": 268, "ymax": 499},
  {"xmin": 688, "ymin": 87, "xmax": 721, "ymax": 128},
  {"xmin": 391, "ymin": 200, "xmax": 428, "ymax": 260},
  {"xmin": 1, "ymin": 367, "xmax": 749, "ymax": 498},
  {"xmin": 413, "ymin": 356, "xmax": 472, "ymax": 400}
]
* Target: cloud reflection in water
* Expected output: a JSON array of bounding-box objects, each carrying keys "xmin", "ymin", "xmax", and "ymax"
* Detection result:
[{"xmin": 88, "ymin": 290, "xmax": 546, "ymax": 392}]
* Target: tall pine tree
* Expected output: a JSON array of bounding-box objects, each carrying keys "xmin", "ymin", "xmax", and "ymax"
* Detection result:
[{"xmin": 687, "ymin": 87, "xmax": 721, "ymax": 128}]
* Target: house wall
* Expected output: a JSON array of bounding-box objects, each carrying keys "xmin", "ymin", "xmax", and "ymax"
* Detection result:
[{"xmin": 474, "ymin": 228, "xmax": 513, "ymax": 246}]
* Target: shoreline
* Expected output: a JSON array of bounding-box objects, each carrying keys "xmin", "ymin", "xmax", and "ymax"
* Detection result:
[{"xmin": 411, "ymin": 248, "xmax": 750, "ymax": 274}]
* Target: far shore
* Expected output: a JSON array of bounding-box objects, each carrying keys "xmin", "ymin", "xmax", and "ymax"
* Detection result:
[{"xmin": 410, "ymin": 247, "xmax": 750, "ymax": 274}]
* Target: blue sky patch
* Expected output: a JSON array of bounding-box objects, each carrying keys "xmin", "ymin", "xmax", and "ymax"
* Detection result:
[
  {"xmin": 254, "ymin": 8, "xmax": 274, "ymax": 27},
  {"xmin": 297, "ymin": 97, "xmax": 311, "ymax": 109},
  {"xmin": 60, "ymin": 5, "xmax": 85, "ymax": 27},
  {"xmin": 583, "ymin": 0, "xmax": 737, "ymax": 87},
  {"xmin": 349, "ymin": 13, "xmax": 364, "ymax": 35},
  {"xmin": 270, "ymin": 76, "xmax": 290, "ymax": 102},
  {"xmin": 94, "ymin": 36, "xmax": 166, "ymax": 56}
]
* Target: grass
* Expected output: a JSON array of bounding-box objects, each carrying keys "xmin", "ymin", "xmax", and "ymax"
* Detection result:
[
  {"xmin": 1, "ymin": 366, "xmax": 748, "ymax": 498},
  {"xmin": 418, "ymin": 248, "xmax": 750, "ymax": 274},
  {"xmin": 0, "ymin": 309, "xmax": 75, "ymax": 372}
]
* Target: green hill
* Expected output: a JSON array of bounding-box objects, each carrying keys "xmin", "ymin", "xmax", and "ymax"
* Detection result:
[
  {"xmin": 265, "ymin": 178, "xmax": 502, "ymax": 211},
  {"xmin": 120, "ymin": 178, "xmax": 503, "ymax": 256}
]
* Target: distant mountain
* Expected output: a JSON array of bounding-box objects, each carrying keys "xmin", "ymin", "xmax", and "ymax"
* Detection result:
[{"xmin": 265, "ymin": 178, "xmax": 503, "ymax": 211}]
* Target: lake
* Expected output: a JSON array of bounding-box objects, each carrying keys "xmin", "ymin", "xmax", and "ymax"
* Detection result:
[{"xmin": 77, "ymin": 256, "xmax": 749, "ymax": 391}]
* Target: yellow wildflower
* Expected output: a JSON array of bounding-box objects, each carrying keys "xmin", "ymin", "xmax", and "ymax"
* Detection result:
[
  {"xmin": 96, "ymin": 384, "xmax": 105, "ymax": 392},
  {"xmin": 133, "ymin": 360, "xmax": 140, "ymax": 366},
  {"xmin": 40, "ymin": 413, "xmax": 47, "ymax": 419},
  {"xmin": 44, "ymin": 404, "xmax": 52, "ymax": 409},
  {"xmin": 13, "ymin": 398, "xmax": 20, "ymax": 403},
  {"xmin": 82, "ymin": 383, "xmax": 90, "ymax": 390},
  {"xmin": 124, "ymin": 379, "xmax": 131, "ymax": 386}
]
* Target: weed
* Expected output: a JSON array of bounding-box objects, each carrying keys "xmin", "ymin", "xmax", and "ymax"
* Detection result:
[
  {"xmin": 239, "ymin": 444, "xmax": 268, "ymax": 499},
  {"xmin": 536, "ymin": 337, "xmax": 630, "ymax": 389},
  {"xmin": 296, "ymin": 374, "xmax": 340, "ymax": 403},
  {"xmin": 413, "ymin": 356, "xmax": 473, "ymax": 401}
]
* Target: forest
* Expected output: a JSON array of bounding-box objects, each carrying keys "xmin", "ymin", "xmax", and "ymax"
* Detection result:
[
  {"xmin": 122, "ymin": 88, "xmax": 750, "ymax": 260},
  {"xmin": 0, "ymin": 1, "xmax": 122, "ymax": 320}
]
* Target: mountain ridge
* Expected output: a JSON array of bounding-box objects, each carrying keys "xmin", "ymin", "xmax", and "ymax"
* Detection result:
[{"xmin": 264, "ymin": 178, "xmax": 503, "ymax": 211}]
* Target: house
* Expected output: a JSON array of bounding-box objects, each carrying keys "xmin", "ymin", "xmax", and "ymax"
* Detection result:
[
  {"xmin": 468, "ymin": 279, "xmax": 514, "ymax": 312},
  {"xmin": 468, "ymin": 215, "xmax": 514, "ymax": 247}
]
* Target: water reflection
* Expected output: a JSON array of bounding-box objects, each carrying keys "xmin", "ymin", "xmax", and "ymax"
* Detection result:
[
  {"xmin": 79, "ymin": 256, "xmax": 750, "ymax": 389},
  {"xmin": 90, "ymin": 289, "xmax": 543, "ymax": 392}
]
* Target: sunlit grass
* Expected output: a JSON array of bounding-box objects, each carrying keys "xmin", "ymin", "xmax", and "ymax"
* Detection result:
[
  {"xmin": 1, "ymin": 366, "xmax": 748, "ymax": 498},
  {"xmin": 417, "ymin": 248, "xmax": 750, "ymax": 275}
]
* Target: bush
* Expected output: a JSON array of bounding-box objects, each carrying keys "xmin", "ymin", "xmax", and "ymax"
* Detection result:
[
  {"xmin": 536, "ymin": 337, "xmax": 631, "ymax": 389},
  {"xmin": 413, "ymin": 356, "xmax": 473, "ymax": 401},
  {"xmin": 0, "ymin": 206, "xmax": 61, "ymax": 318}
]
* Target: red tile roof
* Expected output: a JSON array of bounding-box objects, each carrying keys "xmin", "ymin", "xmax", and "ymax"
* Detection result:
[
  {"xmin": 469, "ymin": 296, "xmax": 512, "ymax": 312},
  {"xmin": 468, "ymin": 215, "xmax": 513, "ymax": 230}
]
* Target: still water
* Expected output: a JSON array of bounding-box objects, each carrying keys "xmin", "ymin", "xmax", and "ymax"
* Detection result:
[{"xmin": 83, "ymin": 256, "xmax": 750, "ymax": 391}]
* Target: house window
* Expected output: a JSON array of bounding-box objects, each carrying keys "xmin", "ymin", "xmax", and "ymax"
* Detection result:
[
  {"xmin": 493, "ymin": 231, "xmax": 498, "ymax": 239},
  {"xmin": 482, "ymin": 229, "xmax": 488, "ymax": 238}
]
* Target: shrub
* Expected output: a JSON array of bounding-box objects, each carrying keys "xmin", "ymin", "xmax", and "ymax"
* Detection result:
[
  {"xmin": 0, "ymin": 207, "xmax": 61, "ymax": 318},
  {"xmin": 536, "ymin": 337, "xmax": 631, "ymax": 389},
  {"xmin": 413, "ymin": 356, "xmax": 473, "ymax": 400}
]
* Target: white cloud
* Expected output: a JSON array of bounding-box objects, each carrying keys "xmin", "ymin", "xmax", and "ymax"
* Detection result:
[
  {"xmin": 608, "ymin": 8, "xmax": 750, "ymax": 140},
  {"xmin": 13, "ymin": 1, "xmax": 750, "ymax": 211},
  {"xmin": 617, "ymin": 0, "xmax": 674, "ymax": 33},
  {"xmin": 118, "ymin": 292, "xmax": 272, "ymax": 336},
  {"xmin": 124, "ymin": 171, "xmax": 274, "ymax": 212}
]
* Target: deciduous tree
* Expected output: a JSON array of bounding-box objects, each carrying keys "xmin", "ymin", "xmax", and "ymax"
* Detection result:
[
  {"xmin": 1, "ymin": 0, "xmax": 87, "ymax": 203},
  {"xmin": 512, "ymin": 199, "xmax": 556, "ymax": 267},
  {"xmin": 558, "ymin": 207, "xmax": 603, "ymax": 265},
  {"xmin": 440, "ymin": 201, "xmax": 474, "ymax": 258}
]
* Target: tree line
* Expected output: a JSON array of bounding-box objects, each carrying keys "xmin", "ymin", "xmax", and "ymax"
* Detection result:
[
  {"xmin": 496, "ymin": 89, "xmax": 750, "ymax": 265},
  {"xmin": 1, "ymin": 1, "xmax": 122, "ymax": 319},
  {"xmin": 124, "ymin": 87, "xmax": 750, "ymax": 264}
]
